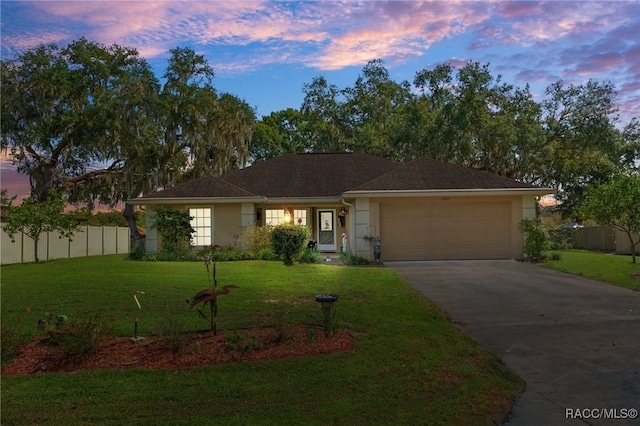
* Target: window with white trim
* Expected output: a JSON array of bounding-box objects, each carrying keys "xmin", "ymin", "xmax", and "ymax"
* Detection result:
[
  {"xmin": 189, "ymin": 208, "xmax": 212, "ymax": 246},
  {"xmin": 264, "ymin": 209, "xmax": 285, "ymax": 226}
]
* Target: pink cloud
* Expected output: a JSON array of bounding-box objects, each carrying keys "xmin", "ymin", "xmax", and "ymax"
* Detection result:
[{"xmin": 307, "ymin": 1, "xmax": 491, "ymax": 70}]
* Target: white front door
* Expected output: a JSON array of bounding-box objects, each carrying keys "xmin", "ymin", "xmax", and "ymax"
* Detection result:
[{"xmin": 317, "ymin": 210, "xmax": 337, "ymax": 251}]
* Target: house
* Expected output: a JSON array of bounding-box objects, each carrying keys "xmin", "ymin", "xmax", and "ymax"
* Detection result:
[{"xmin": 129, "ymin": 153, "xmax": 553, "ymax": 261}]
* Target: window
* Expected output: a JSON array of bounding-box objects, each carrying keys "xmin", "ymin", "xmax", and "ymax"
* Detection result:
[
  {"xmin": 265, "ymin": 209, "xmax": 285, "ymax": 226},
  {"xmin": 264, "ymin": 209, "xmax": 307, "ymax": 226},
  {"xmin": 189, "ymin": 208, "xmax": 212, "ymax": 246},
  {"xmin": 294, "ymin": 209, "xmax": 307, "ymax": 226}
]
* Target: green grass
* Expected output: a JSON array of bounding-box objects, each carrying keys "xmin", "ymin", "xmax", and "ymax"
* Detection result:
[
  {"xmin": 1, "ymin": 255, "xmax": 523, "ymax": 425},
  {"xmin": 542, "ymin": 250, "xmax": 640, "ymax": 291}
]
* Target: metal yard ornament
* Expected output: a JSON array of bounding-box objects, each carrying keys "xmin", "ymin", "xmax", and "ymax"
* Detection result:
[
  {"xmin": 187, "ymin": 255, "xmax": 238, "ymax": 335},
  {"xmin": 131, "ymin": 290, "xmax": 145, "ymax": 342}
]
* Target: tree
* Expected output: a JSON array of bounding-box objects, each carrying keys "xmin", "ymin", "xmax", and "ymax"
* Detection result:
[
  {"xmin": 301, "ymin": 76, "xmax": 351, "ymax": 152},
  {"xmin": 577, "ymin": 174, "xmax": 640, "ymax": 263},
  {"xmin": 1, "ymin": 190, "xmax": 80, "ymax": 263},
  {"xmin": 1, "ymin": 38, "xmax": 159, "ymax": 203},
  {"xmin": 250, "ymin": 108, "xmax": 312, "ymax": 162},
  {"xmin": 539, "ymin": 80, "xmax": 634, "ymax": 217},
  {"xmin": 2, "ymin": 41, "xmax": 257, "ymax": 250},
  {"xmin": 413, "ymin": 61, "xmax": 544, "ymax": 178},
  {"xmin": 343, "ymin": 59, "xmax": 417, "ymax": 159}
]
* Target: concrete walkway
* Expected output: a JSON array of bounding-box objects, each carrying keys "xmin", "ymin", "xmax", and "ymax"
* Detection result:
[{"xmin": 387, "ymin": 260, "xmax": 640, "ymax": 426}]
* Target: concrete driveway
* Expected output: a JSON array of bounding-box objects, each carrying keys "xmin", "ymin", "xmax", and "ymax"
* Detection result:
[{"xmin": 387, "ymin": 260, "xmax": 640, "ymax": 426}]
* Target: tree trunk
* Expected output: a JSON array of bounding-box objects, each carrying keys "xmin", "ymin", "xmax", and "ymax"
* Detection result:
[
  {"xmin": 123, "ymin": 202, "xmax": 144, "ymax": 251},
  {"xmin": 33, "ymin": 237, "xmax": 40, "ymax": 264},
  {"xmin": 124, "ymin": 183, "xmax": 145, "ymax": 250}
]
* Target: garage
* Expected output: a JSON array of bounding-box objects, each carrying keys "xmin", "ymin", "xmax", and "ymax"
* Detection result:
[{"xmin": 380, "ymin": 200, "xmax": 512, "ymax": 261}]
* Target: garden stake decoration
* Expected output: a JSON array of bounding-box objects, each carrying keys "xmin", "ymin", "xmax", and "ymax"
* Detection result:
[
  {"xmin": 187, "ymin": 256, "xmax": 238, "ymax": 335},
  {"xmin": 131, "ymin": 290, "xmax": 145, "ymax": 342}
]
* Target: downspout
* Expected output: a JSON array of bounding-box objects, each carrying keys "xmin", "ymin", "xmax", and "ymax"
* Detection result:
[{"xmin": 341, "ymin": 198, "xmax": 355, "ymax": 253}]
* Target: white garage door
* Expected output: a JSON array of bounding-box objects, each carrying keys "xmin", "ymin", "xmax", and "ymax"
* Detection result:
[{"xmin": 380, "ymin": 201, "xmax": 511, "ymax": 261}]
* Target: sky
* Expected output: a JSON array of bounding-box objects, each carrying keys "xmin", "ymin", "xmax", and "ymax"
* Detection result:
[{"xmin": 1, "ymin": 0, "xmax": 639, "ymax": 201}]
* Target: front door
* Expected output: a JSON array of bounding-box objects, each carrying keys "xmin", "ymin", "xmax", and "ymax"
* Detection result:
[{"xmin": 317, "ymin": 210, "xmax": 336, "ymax": 251}]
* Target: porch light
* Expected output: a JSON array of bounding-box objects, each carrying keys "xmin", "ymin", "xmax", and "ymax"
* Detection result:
[{"xmin": 284, "ymin": 210, "xmax": 292, "ymax": 223}]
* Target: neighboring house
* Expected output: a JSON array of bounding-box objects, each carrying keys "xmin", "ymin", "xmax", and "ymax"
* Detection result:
[{"xmin": 129, "ymin": 153, "xmax": 552, "ymax": 261}]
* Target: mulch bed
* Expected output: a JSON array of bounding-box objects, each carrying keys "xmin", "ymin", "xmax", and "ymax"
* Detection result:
[{"xmin": 1, "ymin": 326, "xmax": 354, "ymax": 376}]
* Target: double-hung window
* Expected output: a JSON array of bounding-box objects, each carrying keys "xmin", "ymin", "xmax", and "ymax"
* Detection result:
[{"xmin": 189, "ymin": 208, "xmax": 212, "ymax": 246}]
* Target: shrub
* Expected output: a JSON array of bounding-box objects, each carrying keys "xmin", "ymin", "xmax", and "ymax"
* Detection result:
[
  {"xmin": 241, "ymin": 223, "xmax": 273, "ymax": 253},
  {"xmin": 519, "ymin": 218, "xmax": 551, "ymax": 262},
  {"xmin": 270, "ymin": 224, "xmax": 309, "ymax": 265},
  {"xmin": 52, "ymin": 311, "xmax": 114, "ymax": 361},
  {"xmin": 340, "ymin": 251, "xmax": 370, "ymax": 265},
  {"xmin": 152, "ymin": 207, "xmax": 194, "ymax": 260},
  {"xmin": 128, "ymin": 246, "xmax": 146, "ymax": 261},
  {"xmin": 297, "ymin": 248, "xmax": 323, "ymax": 264},
  {"xmin": 152, "ymin": 303, "xmax": 190, "ymax": 355},
  {"xmin": 224, "ymin": 331, "xmax": 262, "ymax": 353},
  {"xmin": 256, "ymin": 248, "xmax": 279, "ymax": 261},
  {"xmin": 549, "ymin": 252, "xmax": 562, "ymax": 261}
]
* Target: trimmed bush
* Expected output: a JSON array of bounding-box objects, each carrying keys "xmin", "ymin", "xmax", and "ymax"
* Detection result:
[
  {"xmin": 519, "ymin": 218, "xmax": 551, "ymax": 262},
  {"xmin": 270, "ymin": 224, "xmax": 309, "ymax": 265}
]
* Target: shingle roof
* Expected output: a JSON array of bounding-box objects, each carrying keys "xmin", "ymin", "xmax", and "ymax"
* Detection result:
[
  {"xmin": 137, "ymin": 153, "xmax": 540, "ymax": 201},
  {"xmin": 141, "ymin": 175, "xmax": 258, "ymax": 199},
  {"xmin": 352, "ymin": 157, "xmax": 538, "ymax": 191},
  {"xmin": 140, "ymin": 153, "xmax": 400, "ymax": 200},
  {"xmin": 220, "ymin": 153, "xmax": 400, "ymax": 197}
]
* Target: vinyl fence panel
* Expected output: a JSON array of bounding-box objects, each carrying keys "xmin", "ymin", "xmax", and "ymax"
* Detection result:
[
  {"xmin": 103, "ymin": 227, "xmax": 117, "ymax": 255},
  {"xmin": 48, "ymin": 230, "xmax": 69, "ymax": 260},
  {"xmin": 0, "ymin": 226, "xmax": 129, "ymax": 264},
  {"xmin": 70, "ymin": 228, "xmax": 88, "ymax": 258}
]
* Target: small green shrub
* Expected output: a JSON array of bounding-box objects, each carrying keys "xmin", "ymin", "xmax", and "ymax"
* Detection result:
[
  {"xmin": 306, "ymin": 329, "xmax": 316, "ymax": 343},
  {"xmin": 224, "ymin": 331, "xmax": 262, "ymax": 353},
  {"xmin": 307, "ymin": 309, "xmax": 340, "ymax": 336},
  {"xmin": 52, "ymin": 311, "xmax": 114, "ymax": 361},
  {"xmin": 340, "ymin": 251, "xmax": 370, "ymax": 265},
  {"xmin": 519, "ymin": 218, "xmax": 551, "ymax": 262},
  {"xmin": 297, "ymin": 248, "xmax": 323, "ymax": 264},
  {"xmin": 256, "ymin": 248, "xmax": 279, "ymax": 261},
  {"xmin": 270, "ymin": 224, "xmax": 310, "ymax": 265},
  {"xmin": 211, "ymin": 248, "xmax": 255, "ymax": 262},
  {"xmin": 128, "ymin": 246, "xmax": 146, "ymax": 261},
  {"xmin": 142, "ymin": 252, "xmax": 157, "ymax": 262},
  {"xmin": 549, "ymin": 252, "xmax": 562, "ymax": 261}
]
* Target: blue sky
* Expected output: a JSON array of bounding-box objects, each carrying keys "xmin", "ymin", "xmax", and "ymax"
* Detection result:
[{"xmin": 1, "ymin": 0, "xmax": 639, "ymax": 199}]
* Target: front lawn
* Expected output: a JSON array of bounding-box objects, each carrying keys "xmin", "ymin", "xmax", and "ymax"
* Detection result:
[
  {"xmin": 542, "ymin": 250, "xmax": 640, "ymax": 291},
  {"xmin": 1, "ymin": 255, "xmax": 523, "ymax": 425}
]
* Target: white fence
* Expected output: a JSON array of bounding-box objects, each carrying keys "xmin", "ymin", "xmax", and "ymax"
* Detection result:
[{"xmin": 1, "ymin": 226, "xmax": 130, "ymax": 265}]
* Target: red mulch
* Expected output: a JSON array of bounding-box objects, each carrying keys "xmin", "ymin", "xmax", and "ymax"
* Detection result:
[{"xmin": 1, "ymin": 326, "xmax": 354, "ymax": 376}]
